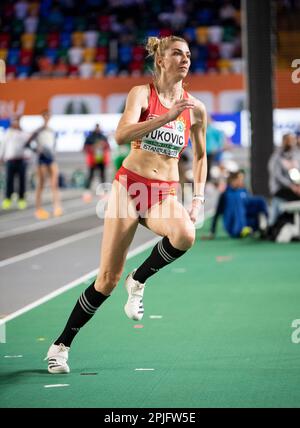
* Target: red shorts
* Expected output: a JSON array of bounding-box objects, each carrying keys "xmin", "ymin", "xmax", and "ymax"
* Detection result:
[{"xmin": 115, "ymin": 165, "xmax": 179, "ymax": 215}]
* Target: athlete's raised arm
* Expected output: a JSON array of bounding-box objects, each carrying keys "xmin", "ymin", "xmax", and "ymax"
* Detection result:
[{"xmin": 115, "ymin": 85, "xmax": 195, "ymax": 145}]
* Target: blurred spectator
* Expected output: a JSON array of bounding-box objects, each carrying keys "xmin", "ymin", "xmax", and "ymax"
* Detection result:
[
  {"xmin": 207, "ymin": 170, "xmax": 268, "ymax": 238},
  {"xmin": 83, "ymin": 123, "xmax": 111, "ymax": 201},
  {"xmin": 0, "ymin": 116, "xmax": 29, "ymax": 210},
  {"xmin": 268, "ymin": 133, "xmax": 300, "ymax": 202},
  {"xmin": 26, "ymin": 110, "xmax": 63, "ymax": 219}
]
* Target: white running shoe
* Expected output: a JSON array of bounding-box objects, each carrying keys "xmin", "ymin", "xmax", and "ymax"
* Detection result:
[
  {"xmin": 45, "ymin": 343, "xmax": 70, "ymax": 374},
  {"xmin": 124, "ymin": 270, "xmax": 145, "ymax": 321}
]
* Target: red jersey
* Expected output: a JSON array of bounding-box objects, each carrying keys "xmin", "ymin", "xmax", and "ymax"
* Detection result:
[{"xmin": 132, "ymin": 83, "xmax": 191, "ymax": 159}]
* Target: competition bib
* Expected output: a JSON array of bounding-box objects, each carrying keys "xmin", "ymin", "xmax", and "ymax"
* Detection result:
[{"xmin": 140, "ymin": 116, "xmax": 186, "ymax": 158}]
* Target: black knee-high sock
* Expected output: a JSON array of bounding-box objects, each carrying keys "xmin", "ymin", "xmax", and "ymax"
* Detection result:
[
  {"xmin": 133, "ymin": 236, "xmax": 186, "ymax": 283},
  {"xmin": 54, "ymin": 282, "xmax": 109, "ymax": 347}
]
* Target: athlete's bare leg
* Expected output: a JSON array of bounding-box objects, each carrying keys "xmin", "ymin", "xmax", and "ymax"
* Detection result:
[
  {"xmin": 49, "ymin": 162, "xmax": 62, "ymax": 213},
  {"xmin": 140, "ymin": 196, "xmax": 195, "ymax": 250},
  {"xmin": 94, "ymin": 180, "xmax": 140, "ymax": 296},
  {"xmin": 35, "ymin": 164, "xmax": 47, "ymax": 211}
]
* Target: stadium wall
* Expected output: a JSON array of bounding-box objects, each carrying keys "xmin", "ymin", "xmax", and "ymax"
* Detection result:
[{"xmin": 0, "ymin": 71, "xmax": 298, "ymax": 117}]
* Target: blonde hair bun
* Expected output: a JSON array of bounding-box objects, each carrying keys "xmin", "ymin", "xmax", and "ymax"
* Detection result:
[{"xmin": 146, "ymin": 37, "xmax": 160, "ymax": 57}]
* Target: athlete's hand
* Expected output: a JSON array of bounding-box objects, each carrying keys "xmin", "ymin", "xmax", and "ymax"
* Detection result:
[
  {"xmin": 188, "ymin": 198, "xmax": 204, "ymax": 224},
  {"xmin": 166, "ymin": 99, "xmax": 195, "ymax": 122}
]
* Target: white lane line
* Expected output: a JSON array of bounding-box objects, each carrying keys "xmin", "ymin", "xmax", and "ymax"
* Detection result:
[
  {"xmin": 149, "ymin": 315, "xmax": 163, "ymax": 319},
  {"xmin": 4, "ymin": 355, "xmax": 23, "ymax": 358},
  {"xmin": 135, "ymin": 368, "xmax": 155, "ymax": 371},
  {"xmin": 0, "ymin": 225, "xmax": 104, "ymax": 269},
  {"xmin": 171, "ymin": 267, "xmax": 186, "ymax": 273},
  {"xmin": 0, "ymin": 206, "xmax": 97, "ymax": 239},
  {"xmin": 44, "ymin": 384, "xmax": 69, "ymax": 388},
  {"xmin": 0, "ymin": 236, "xmax": 159, "ymax": 326}
]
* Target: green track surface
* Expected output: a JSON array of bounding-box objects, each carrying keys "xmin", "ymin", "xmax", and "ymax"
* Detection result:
[{"xmin": 1, "ymin": 224, "xmax": 300, "ymax": 408}]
